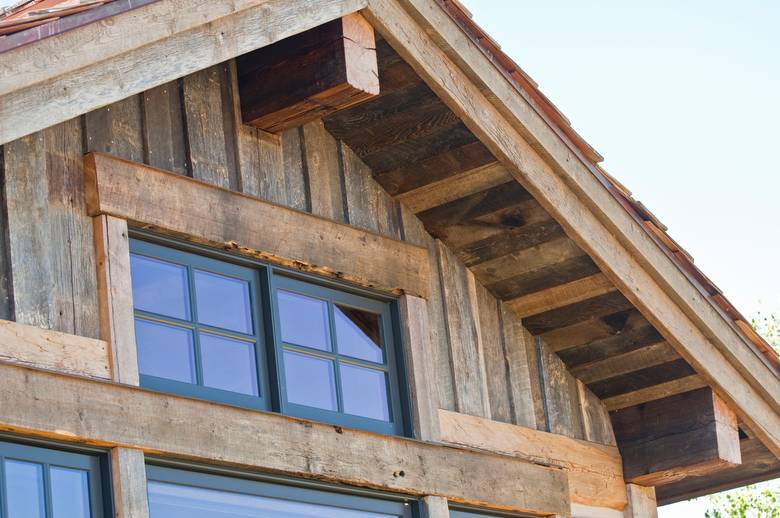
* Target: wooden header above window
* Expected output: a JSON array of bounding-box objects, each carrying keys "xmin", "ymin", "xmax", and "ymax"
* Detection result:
[
  {"xmin": 84, "ymin": 152, "xmax": 430, "ymax": 298},
  {"xmin": 236, "ymin": 12, "xmax": 379, "ymax": 132}
]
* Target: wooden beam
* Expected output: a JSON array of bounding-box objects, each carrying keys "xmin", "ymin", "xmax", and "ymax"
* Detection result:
[
  {"xmin": 237, "ymin": 13, "xmax": 378, "ymax": 132},
  {"xmin": 0, "ymin": 319, "xmax": 109, "ymax": 379},
  {"xmin": 507, "ymin": 274, "xmax": 617, "ymax": 318},
  {"xmin": 93, "ymin": 215, "xmax": 139, "ymax": 385},
  {"xmin": 624, "ymin": 485, "xmax": 657, "ymax": 518},
  {"xmin": 523, "ymin": 291, "xmax": 634, "ymax": 336},
  {"xmin": 612, "ymin": 387, "xmax": 741, "ymax": 486},
  {"xmin": 0, "ymin": 0, "xmax": 367, "ymax": 145},
  {"xmin": 571, "ymin": 342, "xmax": 679, "ymax": 385},
  {"xmin": 603, "ymin": 375, "xmax": 707, "ymax": 411},
  {"xmin": 0, "ymin": 362, "xmax": 569, "ymax": 516},
  {"xmin": 368, "ymin": 0, "xmax": 780, "ymax": 458},
  {"xmin": 84, "ymin": 152, "xmax": 430, "ymax": 298},
  {"xmin": 396, "ymin": 161, "xmax": 512, "ymax": 214},
  {"xmin": 438, "ymin": 409, "xmax": 627, "ymax": 511},
  {"xmin": 111, "ymin": 448, "xmax": 149, "ymax": 518}
]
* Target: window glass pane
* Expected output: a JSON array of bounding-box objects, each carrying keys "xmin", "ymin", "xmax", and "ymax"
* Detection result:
[
  {"xmin": 277, "ymin": 290, "xmax": 330, "ymax": 351},
  {"xmin": 4, "ymin": 459, "xmax": 45, "ymax": 518},
  {"xmin": 136, "ymin": 319, "xmax": 196, "ymax": 383},
  {"xmin": 131, "ymin": 254, "xmax": 190, "ymax": 320},
  {"xmin": 148, "ymin": 481, "xmax": 399, "ymax": 518},
  {"xmin": 200, "ymin": 333, "xmax": 258, "ymax": 396},
  {"xmin": 283, "ymin": 351, "xmax": 337, "ymax": 411},
  {"xmin": 335, "ymin": 305, "xmax": 383, "ymax": 363},
  {"xmin": 340, "ymin": 364, "xmax": 390, "ymax": 422},
  {"xmin": 51, "ymin": 466, "xmax": 91, "ymax": 518},
  {"xmin": 194, "ymin": 270, "xmax": 253, "ymax": 334}
]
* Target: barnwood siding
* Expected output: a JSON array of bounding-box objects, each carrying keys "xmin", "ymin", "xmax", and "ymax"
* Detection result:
[{"xmin": 0, "ymin": 61, "xmax": 613, "ymax": 445}]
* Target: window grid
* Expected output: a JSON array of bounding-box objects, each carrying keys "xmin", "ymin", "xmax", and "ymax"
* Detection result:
[
  {"xmin": 129, "ymin": 235, "xmax": 407, "ymax": 436},
  {"xmin": 0, "ymin": 440, "xmax": 105, "ymax": 518}
]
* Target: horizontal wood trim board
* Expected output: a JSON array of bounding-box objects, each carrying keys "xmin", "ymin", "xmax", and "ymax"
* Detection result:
[
  {"xmin": 438, "ymin": 409, "xmax": 627, "ymax": 511},
  {"xmin": 364, "ymin": 0, "xmax": 780, "ymax": 458},
  {"xmin": 0, "ymin": 362, "xmax": 569, "ymax": 516},
  {"xmin": 84, "ymin": 152, "xmax": 430, "ymax": 298},
  {"xmin": 0, "ymin": 319, "xmax": 109, "ymax": 379}
]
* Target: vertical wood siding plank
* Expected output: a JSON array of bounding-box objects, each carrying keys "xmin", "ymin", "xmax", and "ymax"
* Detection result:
[
  {"xmin": 422, "ymin": 496, "xmax": 450, "ymax": 518},
  {"xmin": 0, "ymin": 146, "xmax": 12, "ymax": 320},
  {"xmin": 624, "ymin": 484, "xmax": 658, "ymax": 518},
  {"xmin": 467, "ymin": 271, "xmax": 493, "ymax": 420},
  {"xmin": 182, "ymin": 66, "xmax": 234, "ymax": 189},
  {"xmin": 539, "ymin": 337, "xmax": 585, "ymax": 439},
  {"xmin": 436, "ymin": 239, "xmax": 488, "ymax": 417},
  {"xmin": 278, "ymin": 128, "xmax": 309, "ymax": 211},
  {"xmin": 93, "ymin": 215, "xmax": 139, "ymax": 385},
  {"xmin": 399, "ymin": 295, "xmax": 441, "ymax": 441},
  {"xmin": 474, "ymin": 282, "xmax": 513, "ymax": 423},
  {"xmin": 226, "ymin": 60, "xmax": 285, "ymax": 203},
  {"xmin": 5, "ymin": 120, "xmax": 100, "ymax": 338},
  {"xmin": 302, "ymin": 120, "xmax": 346, "ymax": 222},
  {"xmin": 499, "ymin": 305, "xmax": 542, "ymax": 429},
  {"xmin": 141, "ymin": 81, "xmax": 188, "ymax": 175},
  {"xmin": 111, "ymin": 448, "xmax": 149, "ymax": 518},
  {"xmin": 578, "ymin": 379, "xmax": 617, "ymax": 446},
  {"xmin": 400, "ymin": 206, "xmax": 454, "ymax": 411},
  {"xmin": 84, "ymin": 96, "xmax": 144, "ymax": 162}
]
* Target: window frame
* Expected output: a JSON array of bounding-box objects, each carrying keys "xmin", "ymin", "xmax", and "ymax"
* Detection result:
[
  {"xmin": 145, "ymin": 463, "xmax": 416, "ymax": 518},
  {"xmin": 0, "ymin": 438, "xmax": 108, "ymax": 518},
  {"xmin": 450, "ymin": 507, "xmax": 534, "ymax": 518},
  {"xmin": 128, "ymin": 232, "xmax": 410, "ymax": 437},
  {"xmin": 130, "ymin": 238, "xmax": 271, "ymax": 412}
]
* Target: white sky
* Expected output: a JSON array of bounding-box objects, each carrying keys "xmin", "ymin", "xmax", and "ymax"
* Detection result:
[{"xmin": 459, "ymin": 1, "xmax": 780, "ymax": 516}]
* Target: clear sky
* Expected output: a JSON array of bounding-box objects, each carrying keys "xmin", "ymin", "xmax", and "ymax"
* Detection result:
[{"xmin": 458, "ymin": 1, "xmax": 779, "ymax": 516}]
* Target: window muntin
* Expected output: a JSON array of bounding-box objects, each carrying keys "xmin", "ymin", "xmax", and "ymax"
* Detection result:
[
  {"xmin": 129, "ymin": 237, "xmax": 407, "ymax": 436},
  {"xmin": 0, "ymin": 440, "xmax": 105, "ymax": 518},
  {"xmin": 130, "ymin": 239, "xmax": 268, "ymax": 411},
  {"xmin": 272, "ymin": 276, "xmax": 404, "ymax": 435},
  {"xmin": 146, "ymin": 466, "xmax": 413, "ymax": 518}
]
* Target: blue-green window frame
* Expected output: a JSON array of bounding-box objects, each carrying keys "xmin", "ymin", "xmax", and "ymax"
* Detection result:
[
  {"xmin": 271, "ymin": 275, "xmax": 406, "ymax": 435},
  {"xmin": 146, "ymin": 464, "xmax": 415, "ymax": 518},
  {"xmin": 131, "ymin": 239, "xmax": 271, "ymax": 412},
  {"xmin": 0, "ymin": 438, "xmax": 108, "ymax": 518},
  {"xmin": 450, "ymin": 507, "xmax": 533, "ymax": 518},
  {"xmin": 129, "ymin": 233, "xmax": 409, "ymax": 437}
]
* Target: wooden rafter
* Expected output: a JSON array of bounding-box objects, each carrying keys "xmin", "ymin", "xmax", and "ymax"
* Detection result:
[{"xmin": 507, "ymin": 273, "xmax": 617, "ymax": 318}]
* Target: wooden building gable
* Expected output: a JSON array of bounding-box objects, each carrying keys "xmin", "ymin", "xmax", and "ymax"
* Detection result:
[{"xmin": 0, "ymin": 1, "xmax": 779, "ymax": 517}]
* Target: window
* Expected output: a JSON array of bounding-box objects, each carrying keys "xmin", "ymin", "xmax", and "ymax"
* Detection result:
[
  {"xmin": 0, "ymin": 440, "xmax": 106, "ymax": 518},
  {"xmin": 146, "ymin": 465, "xmax": 414, "ymax": 518},
  {"xmin": 450, "ymin": 508, "xmax": 532, "ymax": 518},
  {"xmin": 129, "ymin": 236, "xmax": 407, "ymax": 435}
]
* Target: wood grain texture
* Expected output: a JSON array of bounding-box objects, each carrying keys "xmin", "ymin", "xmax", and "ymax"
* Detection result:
[
  {"xmin": 500, "ymin": 306, "xmax": 544, "ymax": 429},
  {"xmin": 438, "ymin": 409, "xmax": 627, "ymax": 510},
  {"xmin": 577, "ymin": 380, "xmax": 617, "ymax": 446},
  {"xmin": 508, "ymin": 273, "xmax": 617, "ymax": 318},
  {"xmin": 85, "ymin": 152, "xmax": 430, "ymax": 298},
  {"xmin": 0, "ymin": 361, "xmax": 570, "ymax": 516},
  {"xmin": 0, "ymin": 318, "xmax": 109, "ymax": 379},
  {"xmin": 399, "ymin": 206, "xmax": 455, "ymax": 411},
  {"xmin": 111, "ymin": 448, "xmax": 149, "ymax": 518},
  {"xmin": 302, "ymin": 120, "xmax": 346, "ymax": 222},
  {"xmin": 182, "ymin": 65, "xmax": 238, "ymax": 189},
  {"xmin": 474, "ymin": 281, "xmax": 512, "ymax": 423},
  {"xmin": 93, "ymin": 215, "xmax": 139, "ymax": 385},
  {"xmin": 85, "ymin": 95, "xmax": 145, "ymax": 162},
  {"xmin": 524, "ymin": 292, "xmax": 634, "ymax": 336},
  {"xmin": 278, "ymin": 128, "xmax": 310, "ymax": 211},
  {"xmin": 4, "ymin": 121, "xmax": 101, "ymax": 338},
  {"xmin": 603, "ymin": 375, "xmax": 708, "ymax": 411},
  {"xmin": 624, "ymin": 485, "xmax": 657, "ymax": 518},
  {"xmin": 436, "ymin": 240, "xmax": 488, "ymax": 417},
  {"xmin": 399, "ymin": 295, "xmax": 440, "ymax": 441},
  {"xmin": 571, "ymin": 341, "xmax": 679, "ymax": 385},
  {"xmin": 0, "ymin": 0, "xmax": 368, "ymax": 145},
  {"xmin": 422, "ymin": 496, "xmax": 449, "ymax": 518},
  {"xmin": 367, "ymin": 0, "xmax": 780, "ymax": 457},
  {"xmin": 141, "ymin": 81, "xmax": 188, "ymax": 175},
  {"xmin": 538, "ymin": 337, "xmax": 585, "ymax": 439}
]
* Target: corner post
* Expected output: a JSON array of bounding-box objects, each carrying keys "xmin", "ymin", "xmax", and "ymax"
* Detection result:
[
  {"xmin": 111, "ymin": 448, "xmax": 149, "ymax": 518},
  {"xmin": 422, "ymin": 496, "xmax": 449, "ymax": 518},
  {"xmin": 624, "ymin": 484, "xmax": 657, "ymax": 518}
]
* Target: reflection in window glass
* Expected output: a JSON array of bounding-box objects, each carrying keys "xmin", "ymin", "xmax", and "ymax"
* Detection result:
[
  {"xmin": 130, "ymin": 254, "xmax": 190, "ymax": 320},
  {"xmin": 283, "ymin": 351, "xmax": 337, "ymax": 411},
  {"xmin": 200, "ymin": 333, "xmax": 258, "ymax": 396},
  {"xmin": 51, "ymin": 466, "xmax": 91, "ymax": 518},
  {"xmin": 335, "ymin": 305, "xmax": 383, "ymax": 363},
  {"xmin": 340, "ymin": 364, "xmax": 390, "ymax": 421},
  {"xmin": 277, "ymin": 291, "xmax": 330, "ymax": 351},
  {"xmin": 135, "ymin": 319, "xmax": 196, "ymax": 383},
  {"xmin": 194, "ymin": 270, "xmax": 253, "ymax": 334},
  {"xmin": 148, "ymin": 481, "xmax": 399, "ymax": 518},
  {"xmin": 5, "ymin": 459, "xmax": 46, "ymax": 518}
]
